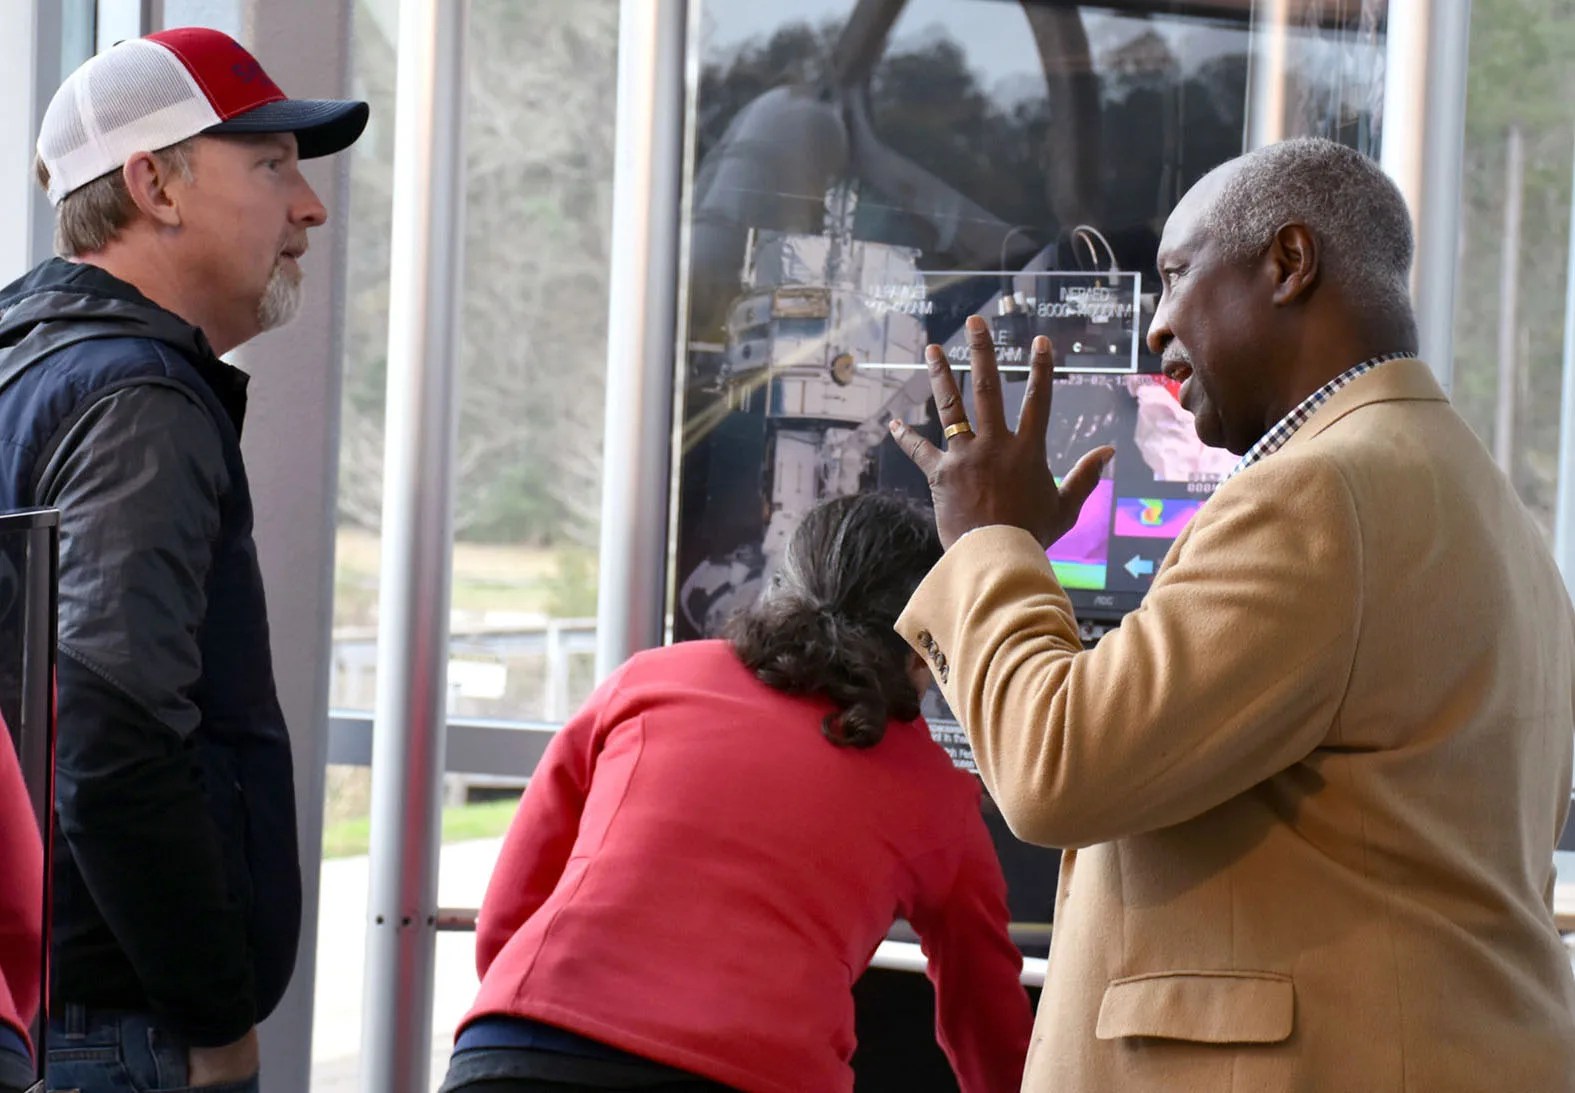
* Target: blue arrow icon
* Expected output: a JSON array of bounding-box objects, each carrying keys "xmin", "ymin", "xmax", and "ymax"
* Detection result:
[{"xmin": 1124, "ymin": 555, "xmax": 1155, "ymax": 580}]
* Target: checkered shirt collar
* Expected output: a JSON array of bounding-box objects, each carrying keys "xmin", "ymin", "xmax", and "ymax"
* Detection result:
[{"xmin": 1227, "ymin": 352, "xmax": 1411, "ymax": 479}]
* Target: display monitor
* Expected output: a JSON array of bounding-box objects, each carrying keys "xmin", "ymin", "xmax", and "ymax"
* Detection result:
[
  {"xmin": 871, "ymin": 268, "xmax": 1237, "ymax": 624},
  {"xmin": 1042, "ymin": 372, "xmax": 1230, "ymax": 617}
]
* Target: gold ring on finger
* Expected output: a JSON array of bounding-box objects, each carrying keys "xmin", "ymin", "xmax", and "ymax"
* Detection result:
[{"xmin": 943, "ymin": 421, "xmax": 974, "ymax": 440}]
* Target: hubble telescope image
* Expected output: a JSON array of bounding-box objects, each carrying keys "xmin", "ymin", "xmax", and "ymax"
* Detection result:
[{"xmin": 673, "ymin": 0, "xmax": 1385, "ymax": 642}]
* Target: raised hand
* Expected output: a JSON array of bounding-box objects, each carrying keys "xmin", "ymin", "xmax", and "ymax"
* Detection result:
[{"xmin": 889, "ymin": 315, "xmax": 1113, "ymax": 550}]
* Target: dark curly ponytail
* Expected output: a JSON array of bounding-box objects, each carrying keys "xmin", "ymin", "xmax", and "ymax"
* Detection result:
[{"xmin": 726, "ymin": 492, "xmax": 942, "ymax": 748}]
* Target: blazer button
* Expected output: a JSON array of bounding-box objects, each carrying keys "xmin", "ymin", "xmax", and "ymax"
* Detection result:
[{"xmin": 917, "ymin": 629, "xmax": 934, "ymax": 649}]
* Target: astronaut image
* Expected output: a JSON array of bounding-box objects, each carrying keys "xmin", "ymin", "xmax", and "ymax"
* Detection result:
[{"xmin": 676, "ymin": 184, "xmax": 935, "ymax": 637}]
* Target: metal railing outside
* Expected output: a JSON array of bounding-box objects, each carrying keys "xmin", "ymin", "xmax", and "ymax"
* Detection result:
[{"xmin": 331, "ymin": 619, "xmax": 597, "ymax": 723}]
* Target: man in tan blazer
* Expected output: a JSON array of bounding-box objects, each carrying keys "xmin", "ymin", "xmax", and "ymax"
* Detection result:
[{"xmin": 889, "ymin": 137, "xmax": 1575, "ymax": 1091}]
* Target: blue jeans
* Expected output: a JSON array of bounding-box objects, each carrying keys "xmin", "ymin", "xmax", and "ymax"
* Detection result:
[{"xmin": 45, "ymin": 1006, "xmax": 257, "ymax": 1093}]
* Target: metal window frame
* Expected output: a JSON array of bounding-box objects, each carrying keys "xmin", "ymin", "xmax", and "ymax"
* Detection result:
[
  {"xmin": 593, "ymin": 0, "xmax": 688, "ymax": 677},
  {"xmin": 357, "ymin": 0, "xmax": 469, "ymax": 1088},
  {"xmin": 1380, "ymin": 0, "xmax": 1472, "ymax": 391}
]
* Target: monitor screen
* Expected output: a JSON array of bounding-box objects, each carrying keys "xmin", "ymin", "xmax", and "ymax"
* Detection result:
[
  {"xmin": 1036, "ymin": 368, "xmax": 1234, "ymax": 619},
  {"xmin": 673, "ymin": 257, "xmax": 1234, "ymax": 645},
  {"xmin": 887, "ymin": 268, "xmax": 1236, "ymax": 623}
]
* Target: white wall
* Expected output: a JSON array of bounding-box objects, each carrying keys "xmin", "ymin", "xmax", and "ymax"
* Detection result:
[
  {"xmin": 234, "ymin": 1, "xmax": 354, "ymax": 1085},
  {"xmin": 147, "ymin": 0, "xmax": 355, "ymax": 1087},
  {"xmin": 0, "ymin": 0, "xmax": 65, "ymax": 283}
]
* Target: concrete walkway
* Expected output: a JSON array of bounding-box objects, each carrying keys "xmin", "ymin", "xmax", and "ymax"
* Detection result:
[{"xmin": 310, "ymin": 837, "xmax": 505, "ymax": 1092}]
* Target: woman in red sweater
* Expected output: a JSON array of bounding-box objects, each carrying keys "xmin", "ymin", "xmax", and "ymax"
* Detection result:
[
  {"xmin": 440, "ymin": 493, "xmax": 1032, "ymax": 1093},
  {"xmin": 0, "ymin": 716, "xmax": 43, "ymax": 1093}
]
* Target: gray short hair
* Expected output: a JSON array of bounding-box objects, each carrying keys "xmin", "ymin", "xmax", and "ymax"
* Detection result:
[
  {"xmin": 1203, "ymin": 137, "xmax": 1415, "ymax": 324},
  {"xmin": 34, "ymin": 140, "xmax": 196, "ymax": 258}
]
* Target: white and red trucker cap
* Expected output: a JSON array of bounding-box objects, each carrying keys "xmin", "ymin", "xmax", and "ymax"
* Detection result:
[{"xmin": 37, "ymin": 26, "xmax": 369, "ymax": 206}]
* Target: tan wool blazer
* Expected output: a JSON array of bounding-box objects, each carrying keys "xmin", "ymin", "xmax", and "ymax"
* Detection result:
[{"xmin": 898, "ymin": 360, "xmax": 1575, "ymax": 1092}]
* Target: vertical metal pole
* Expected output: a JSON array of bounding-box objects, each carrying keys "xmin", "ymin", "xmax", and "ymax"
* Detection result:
[
  {"xmin": 18, "ymin": 515, "xmax": 58, "ymax": 847},
  {"xmin": 1244, "ymin": 0, "xmax": 1291, "ymax": 151},
  {"xmin": 545, "ymin": 620, "xmax": 567, "ymax": 722},
  {"xmin": 1380, "ymin": 0, "xmax": 1472, "ymax": 392},
  {"xmin": 21, "ymin": 513, "xmax": 58, "ymax": 1077},
  {"xmin": 1554, "ymin": 130, "xmax": 1575, "ymax": 599},
  {"xmin": 594, "ymin": 0, "xmax": 687, "ymax": 679},
  {"xmin": 1494, "ymin": 123, "xmax": 1524, "ymax": 473},
  {"xmin": 360, "ymin": 0, "xmax": 467, "ymax": 1089}
]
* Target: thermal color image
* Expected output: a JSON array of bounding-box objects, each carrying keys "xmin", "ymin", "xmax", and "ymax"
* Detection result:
[
  {"xmin": 1113, "ymin": 496, "xmax": 1203, "ymax": 538},
  {"xmin": 1047, "ymin": 478, "xmax": 1114, "ymax": 588}
]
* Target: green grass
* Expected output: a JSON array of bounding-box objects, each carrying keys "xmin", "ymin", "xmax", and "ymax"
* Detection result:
[
  {"xmin": 321, "ymin": 797, "xmax": 520, "ymax": 860},
  {"xmin": 332, "ymin": 529, "xmax": 599, "ymax": 629}
]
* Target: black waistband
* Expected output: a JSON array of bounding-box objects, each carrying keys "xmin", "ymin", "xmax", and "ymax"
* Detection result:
[{"xmin": 455, "ymin": 1015, "xmax": 643, "ymax": 1062}]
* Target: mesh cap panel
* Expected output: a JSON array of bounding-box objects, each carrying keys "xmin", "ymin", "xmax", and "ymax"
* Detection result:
[
  {"xmin": 36, "ymin": 39, "xmax": 219, "ymax": 204},
  {"xmin": 89, "ymin": 45, "xmax": 203, "ymax": 134},
  {"xmin": 37, "ymin": 27, "xmax": 366, "ymax": 205}
]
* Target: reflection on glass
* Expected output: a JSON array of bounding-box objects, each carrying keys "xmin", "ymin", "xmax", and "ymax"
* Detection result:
[
  {"xmin": 0, "ymin": 510, "xmax": 56, "ymax": 1090},
  {"xmin": 676, "ymin": 0, "xmax": 1386, "ymax": 639}
]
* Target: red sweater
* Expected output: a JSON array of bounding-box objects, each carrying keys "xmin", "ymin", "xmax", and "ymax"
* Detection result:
[
  {"xmin": 466, "ymin": 641, "xmax": 1031, "ymax": 1093},
  {"xmin": 0, "ymin": 721, "xmax": 43, "ymax": 1054}
]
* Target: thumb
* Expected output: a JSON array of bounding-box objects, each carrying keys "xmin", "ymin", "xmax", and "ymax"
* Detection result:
[{"xmin": 1057, "ymin": 446, "xmax": 1116, "ymax": 515}]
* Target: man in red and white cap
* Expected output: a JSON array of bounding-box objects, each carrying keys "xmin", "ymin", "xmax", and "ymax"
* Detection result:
[{"xmin": 0, "ymin": 27, "xmax": 367, "ymax": 1092}]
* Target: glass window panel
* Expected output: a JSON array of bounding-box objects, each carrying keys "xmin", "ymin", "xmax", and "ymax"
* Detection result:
[
  {"xmin": 1452, "ymin": 0, "xmax": 1575, "ymax": 542},
  {"xmin": 1453, "ymin": 0, "xmax": 1575, "ymax": 869},
  {"xmin": 317, "ymin": 0, "xmax": 618, "ymax": 1083},
  {"xmin": 431, "ymin": 0, "xmax": 619, "ymax": 1062}
]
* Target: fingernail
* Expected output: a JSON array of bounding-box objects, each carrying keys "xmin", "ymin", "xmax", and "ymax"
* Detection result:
[
  {"xmin": 966, "ymin": 315, "xmax": 986, "ymax": 333},
  {"xmin": 925, "ymin": 345, "xmax": 943, "ymax": 364},
  {"xmin": 888, "ymin": 419, "xmax": 901, "ymax": 434},
  {"xmin": 1033, "ymin": 335, "xmax": 1049, "ymax": 354}
]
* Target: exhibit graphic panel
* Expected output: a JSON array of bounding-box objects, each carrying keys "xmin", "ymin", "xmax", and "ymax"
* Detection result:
[{"xmin": 672, "ymin": 0, "xmax": 1388, "ymax": 932}]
